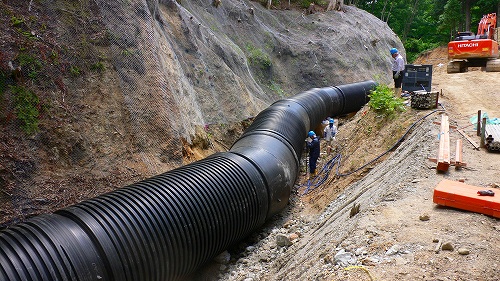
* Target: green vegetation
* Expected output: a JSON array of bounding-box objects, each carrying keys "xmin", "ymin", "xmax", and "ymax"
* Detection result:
[
  {"xmin": 246, "ymin": 44, "xmax": 271, "ymax": 70},
  {"xmin": 368, "ymin": 84, "xmax": 405, "ymax": 117},
  {"xmin": 10, "ymin": 16, "xmax": 24, "ymax": 27},
  {"xmin": 90, "ymin": 61, "xmax": 105, "ymax": 72},
  {"xmin": 18, "ymin": 53, "xmax": 43, "ymax": 80},
  {"xmin": 70, "ymin": 66, "xmax": 80, "ymax": 77},
  {"xmin": 121, "ymin": 49, "xmax": 133, "ymax": 56},
  {"xmin": 268, "ymin": 81, "xmax": 285, "ymax": 98},
  {"xmin": 10, "ymin": 85, "xmax": 40, "ymax": 134}
]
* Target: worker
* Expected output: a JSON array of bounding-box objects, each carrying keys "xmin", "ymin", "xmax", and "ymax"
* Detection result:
[
  {"xmin": 306, "ymin": 131, "xmax": 320, "ymax": 177},
  {"xmin": 323, "ymin": 118, "xmax": 337, "ymax": 155},
  {"xmin": 390, "ymin": 47, "xmax": 405, "ymax": 97}
]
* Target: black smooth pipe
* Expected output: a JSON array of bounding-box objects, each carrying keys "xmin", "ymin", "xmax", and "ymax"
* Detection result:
[{"xmin": 0, "ymin": 80, "xmax": 376, "ymax": 281}]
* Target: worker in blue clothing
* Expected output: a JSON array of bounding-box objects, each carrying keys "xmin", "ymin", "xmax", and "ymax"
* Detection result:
[{"xmin": 306, "ymin": 131, "xmax": 320, "ymax": 177}]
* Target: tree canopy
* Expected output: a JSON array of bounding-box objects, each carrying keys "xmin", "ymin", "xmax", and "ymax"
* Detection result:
[{"xmin": 353, "ymin": 0, "xmax": 500, "ymax": 62}]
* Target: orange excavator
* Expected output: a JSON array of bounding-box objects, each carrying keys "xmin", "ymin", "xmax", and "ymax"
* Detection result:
[{"xmin": 447, "ymin": 13, "xmax": 500, "ymax": 73}]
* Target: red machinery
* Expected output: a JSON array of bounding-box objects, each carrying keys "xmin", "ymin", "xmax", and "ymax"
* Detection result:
[{"xmin": 447, "ymin": 13, "xmax": 500, "ymax": 73}]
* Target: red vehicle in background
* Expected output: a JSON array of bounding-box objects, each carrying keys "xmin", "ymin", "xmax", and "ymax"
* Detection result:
[{"xmin": 447, "ymin": 13, "xmax": 500, "ymax": 73}]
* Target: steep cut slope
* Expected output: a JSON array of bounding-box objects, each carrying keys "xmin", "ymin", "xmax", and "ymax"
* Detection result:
[{"xmin": 0, "ymin": 0, "xmax": 402, "ymax": 226}]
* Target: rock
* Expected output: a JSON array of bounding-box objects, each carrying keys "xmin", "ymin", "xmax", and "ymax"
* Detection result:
[
  {"xmin": 258, "ymin": 254, "xmax": 269, "ymax": 262},
  {"xmin": 283, "ymin": 220, "xmax": 293, "ymax": 228},
  {"xmin": 349, "ymin": 203, "xmax": 360, "ymax": 218},
  {"xmin": 458, "ymin": 248, "xmax": 470, "ymax": 255},
  {"xmin": 334, "ymin": 249, "xmax": 352, "ymax": 266},
  {"xmin": 323, "ymin": 254, "xmax": 333, "ymax": 264},
  {"xmin": 441, "ymin": 242, "xmax": 454, "ymax": 251},
  {"xmin": 434, "ymin": 240, "xmax": 442, "ymax": 253},
  {"xmin": 214, "ymin": 250, "xmax": 231, "ymax": 264},
  {"xmin": 246, "ymin": 246, "xmax": 256, "ymax": 253},
  {"xmin": 458, "ymin": 178, "xmax": 465, "ymax": 183},
  {"xmin": 419, "ymin": 213, "xmax": 430, "ymax": 221},
  {"xmin": 355, "ymin": 247, "xmax": 367, "ymax": 256},
  {"xmin": 276, "ymin": 233, "xmax": 293, "ymax": 247},
  {"xmin": 386, "ymin": 244, "xmax": 401, "ymax": 256},
  {"xmin": 334, "ymin": 249, "xmax": 356, "ymax": 266},
  {"xmin": 361, "ymin": 256, "xmax": 379, "ymax": 266},
  {"xmin": 289, "ymin": 233, "xmax": 299, "ymax": 241}
]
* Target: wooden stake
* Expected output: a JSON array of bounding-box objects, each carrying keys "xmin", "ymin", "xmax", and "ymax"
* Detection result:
[
  {"xmin": 437, "ymin": 114, "xmax": 450, "ymax": 172},
  {"xmin": 477, "ymin": 110, "xmax": 481, "ymax": 136},
  {"xmin": 480, "ymin": 117, "xmax": 487, "ymax": 148},
  {"xmin": 454, "ymin": 139, "xmax": 464, "ymax": 168}
]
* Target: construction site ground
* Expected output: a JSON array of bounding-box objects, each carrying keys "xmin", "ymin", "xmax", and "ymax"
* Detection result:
[{"xmin": 194, "ymin": 46, "xmax": 500, "ymax": 281}]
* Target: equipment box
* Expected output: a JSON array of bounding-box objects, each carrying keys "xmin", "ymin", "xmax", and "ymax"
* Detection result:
[
  {"xmin": 402, "ymin": 64, "xmax": 432, "ymax": 92},
  {"xmin": 411, "ymin": 90, "xmax": 439, "ymax": 109}
]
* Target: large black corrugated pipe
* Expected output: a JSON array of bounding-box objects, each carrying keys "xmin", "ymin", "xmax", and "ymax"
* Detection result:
[{"xmin": 0, "ymin": 80, "xmax": 376, "ymax": 281}]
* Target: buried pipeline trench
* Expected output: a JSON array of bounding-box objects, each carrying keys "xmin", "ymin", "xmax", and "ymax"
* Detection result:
[{"xmin": 0, "ymin": 80, "xmax": 376, "ymax": 281}]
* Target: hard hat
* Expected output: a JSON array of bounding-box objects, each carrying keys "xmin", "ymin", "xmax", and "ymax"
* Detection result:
[
  {"xmin": 390, "ymin": 48, "xmax": 398, "ymax": 55},
  {"xmin": 329, "ymin": 119, "xmax": 334, "ymax": 124},
  {"xmin": 308, "ymin": 131, "xmax": 315, "ymax": 137}
]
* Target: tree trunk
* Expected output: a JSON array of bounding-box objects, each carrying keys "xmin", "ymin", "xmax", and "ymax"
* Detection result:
[
  {"xmin": 465, "ymin": 0, "xmax": 471, "ymax": 32},
  {"xmin": 327, "ymin": 0, "xmax": 335, "ymax": 11},
  {"xmin": 327, "ymin": 0, "xmax": 344, "ymax": 11},
  {"xmin": 402, "ymin": 0, "xmax": 419, "ymax": 42},
  {"xmin": 380, "ymin": 0, "xmax": 389, "ymax": 22}
]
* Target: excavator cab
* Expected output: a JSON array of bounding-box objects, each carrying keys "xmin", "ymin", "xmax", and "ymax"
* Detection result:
[{"xmin": 454, "ymin": 31, "xmax": 475, "ymax": 41}]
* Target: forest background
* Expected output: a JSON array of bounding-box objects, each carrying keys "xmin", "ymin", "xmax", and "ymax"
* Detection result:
[{"xmin": 286, "ymin": 0, "xmax": 500, "ymax": 62}]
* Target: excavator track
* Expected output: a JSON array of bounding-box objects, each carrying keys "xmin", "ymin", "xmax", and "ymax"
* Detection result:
[
  {"xmin": 447, "ymin": 60, "xmax": 466, "ymax": 73},
  {"xmin": 485, "ymin": 59, "xmax": 500, "ymax": 72}
]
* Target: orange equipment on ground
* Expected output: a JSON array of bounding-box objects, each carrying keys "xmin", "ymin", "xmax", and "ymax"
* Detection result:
[
  {"xmin": 433, "ymin": 179, "xmax": 500, "ymax": 218},
  {"xmin": 447, "ymin": 13, "xmax": 500, "ymax": 73}
]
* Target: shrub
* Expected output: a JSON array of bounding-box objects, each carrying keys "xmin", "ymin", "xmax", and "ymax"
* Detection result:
[
  {"xmin": 10, "ymin": 16, "xmax": 24, "ymax": 27},
  {"xmin": 246, "ymin": 45, "xmax": 271, "ymax": 70},
  {"xmin": 268, "ymin": 81, "xmax": 285, "ymax": 98},
  {"xmin": 10, "ymin": 85, "xmax": 40, "ymax": 134},
  {"xmin": 90, "ymin": 61, "xmax": 105, "ymax": 72},
  {"xmin": 18, "ymin": 53, "xmax": 43, "ymax": 80},
  {"xmin": 368, "ymin": 84, "xmax": 405, "ymax": 117},
  {"xmin": 70, "ymin": 65, "xmax": 80, "ymax": 77}
]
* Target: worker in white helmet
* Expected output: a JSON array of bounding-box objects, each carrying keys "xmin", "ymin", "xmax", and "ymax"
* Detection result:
[{"xmin": 323, "ymin": 118, "xmax": 337, "ymax": 155}]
